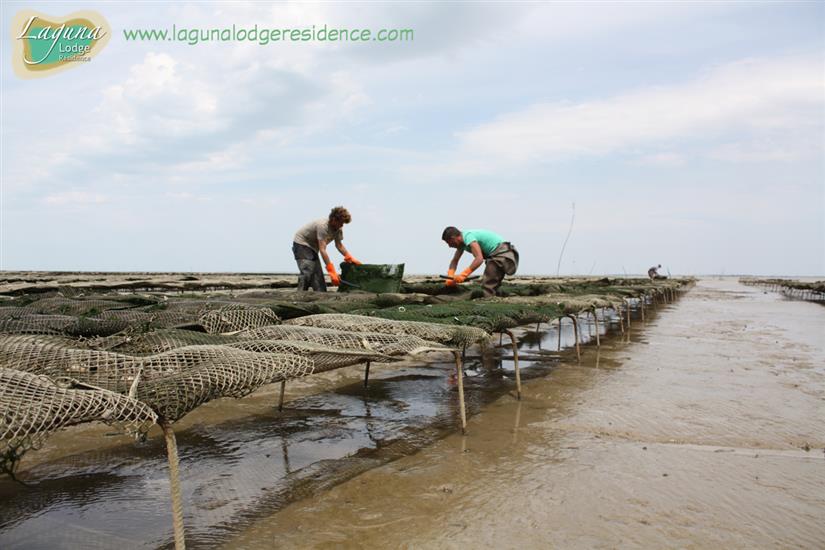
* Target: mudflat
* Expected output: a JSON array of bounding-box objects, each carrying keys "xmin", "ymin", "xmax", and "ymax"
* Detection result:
[{"xmin": 227, "ymin": 278, "xmax": 825, "ymax": 548}]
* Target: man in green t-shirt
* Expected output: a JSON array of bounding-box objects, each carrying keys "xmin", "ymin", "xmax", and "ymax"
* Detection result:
[{"xmin": 441, "ymin": 226, "xmax": 519, "ymax": 297}]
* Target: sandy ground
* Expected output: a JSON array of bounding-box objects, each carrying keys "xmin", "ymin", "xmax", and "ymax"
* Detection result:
[{"xmin": 224, "ymin": 279, "xmax": 825, "ymax": 549}]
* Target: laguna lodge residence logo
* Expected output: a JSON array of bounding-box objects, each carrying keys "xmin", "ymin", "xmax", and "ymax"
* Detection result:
[{"xmin": 11, "ymin": 9, "xmax": 111, "ymax": 78}]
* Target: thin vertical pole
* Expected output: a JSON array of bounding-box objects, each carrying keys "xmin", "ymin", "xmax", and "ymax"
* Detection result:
[
  {"xmin": 592, "ymin": 308, "xmax": 600, "ymax": 347},
  {"xmin": 567, "ymin": 314, "xmax": 581, "ymax": 362},
  {"xmin": 557, "ymin": 317, "xmax": 562, "ymax": 351},
  {"xmin": 161, "ymin": 421, "xmax": 186, "ymax": 550},
  {"xmin": 504, "ymin": 329, "xmax": 522, "ymax": 400},
  {"xmin": 454, "ymin": 351, "xmax": 467, "ymax": 434},
  {"xmin": 625, "ymin": 299, "xmax": 631, "ymax": 329},
  {"xmin": 363, "ymin": 360, "xmax": 371, "ymax": 388},
  {"xmin": 277, "ymin": 380, "xmax": 286, "ymax": 411}
]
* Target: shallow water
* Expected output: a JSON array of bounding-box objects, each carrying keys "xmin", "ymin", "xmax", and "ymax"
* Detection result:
[
  {"xmin": 2, "ymin": 279, "xmax": 823, "ymax": 548},
  {"xmin": 225, "ymin": 279, "xmax": 825, "ymax": 549}
]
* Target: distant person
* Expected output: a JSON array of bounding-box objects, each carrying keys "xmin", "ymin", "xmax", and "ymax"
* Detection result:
[
  {"xmin": 648, "ymin": 264, "xmax": 664, "ymax": 280},
  {"xmin": 292, "ymin": 206, "xmax": 361, "ymax": 291},
  {"xmin": 441, "ymin": 226, "xmax": 519, "ymax": 297}
]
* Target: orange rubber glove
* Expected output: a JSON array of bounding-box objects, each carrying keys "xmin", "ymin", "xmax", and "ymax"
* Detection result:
[
  {"xmin": 326, "ymin": 262, "xmax": 340, "ymax": 286},
  {"xmin": 344, "ymin": 253, "xmax": 362, "ymax": 265},
  {"xmin": 445, "ymin": 268, "xmax": 457, "ymax": 287},
  {"xmin": 453, "ymin": 267, "xmax": 474, "ymax": 284}
]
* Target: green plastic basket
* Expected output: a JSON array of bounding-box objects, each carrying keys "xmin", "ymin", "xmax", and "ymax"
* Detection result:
[{"xmin": 338, "ymin": 263, "xmax": 405, "ymax": 293}]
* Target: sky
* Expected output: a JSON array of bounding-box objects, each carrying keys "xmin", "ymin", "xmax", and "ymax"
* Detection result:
[{"xmin": 1, "ymin": 1, "xmax": 823, "ymax": 276}]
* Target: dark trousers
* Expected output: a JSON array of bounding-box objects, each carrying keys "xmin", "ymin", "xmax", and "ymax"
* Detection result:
[
  {"xmin": 482, "ymin": 243, "xmax": 519, "ymax": 297},
  {"xmin": 292, "ymin": 242, "xmax": 327, "ymax": 292}
]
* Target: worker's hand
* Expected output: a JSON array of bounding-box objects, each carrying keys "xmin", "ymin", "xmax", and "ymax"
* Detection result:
[
  {"xmin": 344, "ymin": 254, "xmax": 362, "ymax": 265},
  {"xmin": 445, "ymin": 268, "xmax": 457, "ymax": 287},
  {"xmin": 453, "ymin": 267, "xmax": 474, "ymax": 284},
  {"xmin": 326, "ymin": 263, "xmax": 340, "ymax": 286}
]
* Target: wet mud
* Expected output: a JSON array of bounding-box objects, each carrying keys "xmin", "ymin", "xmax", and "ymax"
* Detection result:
[
  {"xmin": 225, "ymin": 279, "xmax": 824, "ymax": 549},
  {"xmin": 2, "ymin": 279, "xmax": 823, "ymax": 548}
]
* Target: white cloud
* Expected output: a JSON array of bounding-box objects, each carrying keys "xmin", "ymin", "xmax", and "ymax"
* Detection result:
[
  {"xmin": 22, "ymin": 50, "xmax": 362, "ymax": 187},
  {"xmin": 3, "ymin": 3, "xmax": 823, "ymax": 275},
  {"xmin": 96, "ymin": 52, "xmax": 222, "ymax": 145},
  {"xmin": 43, "ymin": 191, "xmax": 109, "ymax": 205},
  {"xmin": 165, "ymin": 192, "xmax": 212, "ymax": 202},
  {"xmin": 633, "ymin": 152, "xmax": 687, "ymax": 166},
  {"xmin": 453, "ymin": 55, "xmax": 824, "ymax": 166},
  {"xmin": 708, "ymin": 139, "xmax": 823, "ymax": 163}
]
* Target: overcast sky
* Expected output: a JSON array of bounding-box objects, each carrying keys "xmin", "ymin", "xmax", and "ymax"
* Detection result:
[{"xmin": 1, "ymin": 1, "xmax": 823, "ymax": 275}]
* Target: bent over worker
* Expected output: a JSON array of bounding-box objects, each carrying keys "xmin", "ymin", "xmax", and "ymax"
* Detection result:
[
  {"xmin": 292, "ymin": 206, "xmax": 361, "ymax": 291},
  {"xmin": 441, "ymin": 226, "xmax": 519, "ymax": 297}
]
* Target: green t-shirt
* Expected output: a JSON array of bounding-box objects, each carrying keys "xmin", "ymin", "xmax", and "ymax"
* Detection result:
[{"xmin": 462, "ymin": 229, "xmax": 504, "ymax": 258}]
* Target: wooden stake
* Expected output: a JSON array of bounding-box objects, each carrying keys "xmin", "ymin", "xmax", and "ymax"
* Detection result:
[
  {"xmin": 557, "ymin": 317, "xmax": 562, "ymax": 351},
  {"xmin": 592, "ymin": 308, "xmax": 600, "ymax": 347},
  {"xmin": 567, "ymin": 314, "xmax": 581, "ymax": 362},
  {"xmin": 363, "ymin": 360, "xmax": 371, "ymax": 388},
  {"xmin": 277, "ymin": 380, "xmax": 286, "ymax": 411},
  {"xmin": 625, "ymin": 299, "xmax": 631, "ymax": 329},
  {"xmin": 454, "ymin": 351, "xmax": 467, "ymax": 434},
  {"xmin": 161, "ymin": 421, "xmax": 186, "ymax": 550},
  {"xmin": 504, "ymin": 329, "xmax": 522, "ymax": 400}
]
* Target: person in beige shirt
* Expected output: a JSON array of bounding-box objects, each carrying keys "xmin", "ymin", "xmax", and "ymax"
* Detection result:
[{"xmin": 292, "ymin": 206, "xmax": 361, "ymax": 291}]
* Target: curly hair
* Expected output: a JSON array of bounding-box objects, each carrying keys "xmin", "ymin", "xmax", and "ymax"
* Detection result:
[{"xmin": 329, "ymin": 206, "xmax": 352, "ymax": 225}]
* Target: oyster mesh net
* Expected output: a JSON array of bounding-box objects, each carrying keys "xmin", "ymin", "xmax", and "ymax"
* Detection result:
[
  {"xmin": 285, "ymin": 313, "xmax": 490, "ymax": 346},
  {"xmin": 236, "ymin": 324, "xmax": 448, "ymax": 356},
  {"xmin": 1, "ymin": 367, "xmax": 158, "ymax": 474},
  {"xmin": 88, "ymin": 328, "xmax": 239, "ymax": 355},
  {"xmin": 0, "ymin": 314, "xmax": 80, "ymax": 335},
  {"xmin": 0, "ymin": 279, "xmax": 692, "ymax": 475},
  {"xmin": 198, "ymin": 304, "xmax": 281, "ymax": 334},
  {"xmin": 84, "ymin": 329, "xmax": 391, "ymax": 371},
  {"xmin": 0, "ymin": 335, "xmax": 313, "ymax": 422},
  {"xmin": 131, "ymin": 348, "xmax": 312, "ymax": 422},
  {"xmin": 226, "ymin": 340, "xmax": 391, "ymax": 372},
  {"xmin": 23, "ymin": 297, "xmax": 133, "ymax": 316}
]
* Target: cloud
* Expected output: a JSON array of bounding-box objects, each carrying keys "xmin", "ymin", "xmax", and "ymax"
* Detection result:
[
  {"xmin": 632, "ymin": 152, "xmax": 686, "ymax": 167},
  {"xmin": 43, "ymin": 191, "xmax": 109, "ymax": 205},
  {"xmin": 708, "ymin": 139, "xmax": 823, "ymax": 163},
  {"xmin": 452, "ymin": 55, "xmax": 824, "ymax": 166},
  {"xmin": 2, "ymin": 3, "xmax": 823, "ymax": 275},
  {"xmin": 17, "ymin": 50, "xmax": 363, "ymax": 190},
  {"xmin": 6, "ymin": 3, "xmax": 772, "ymax": 192}
]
